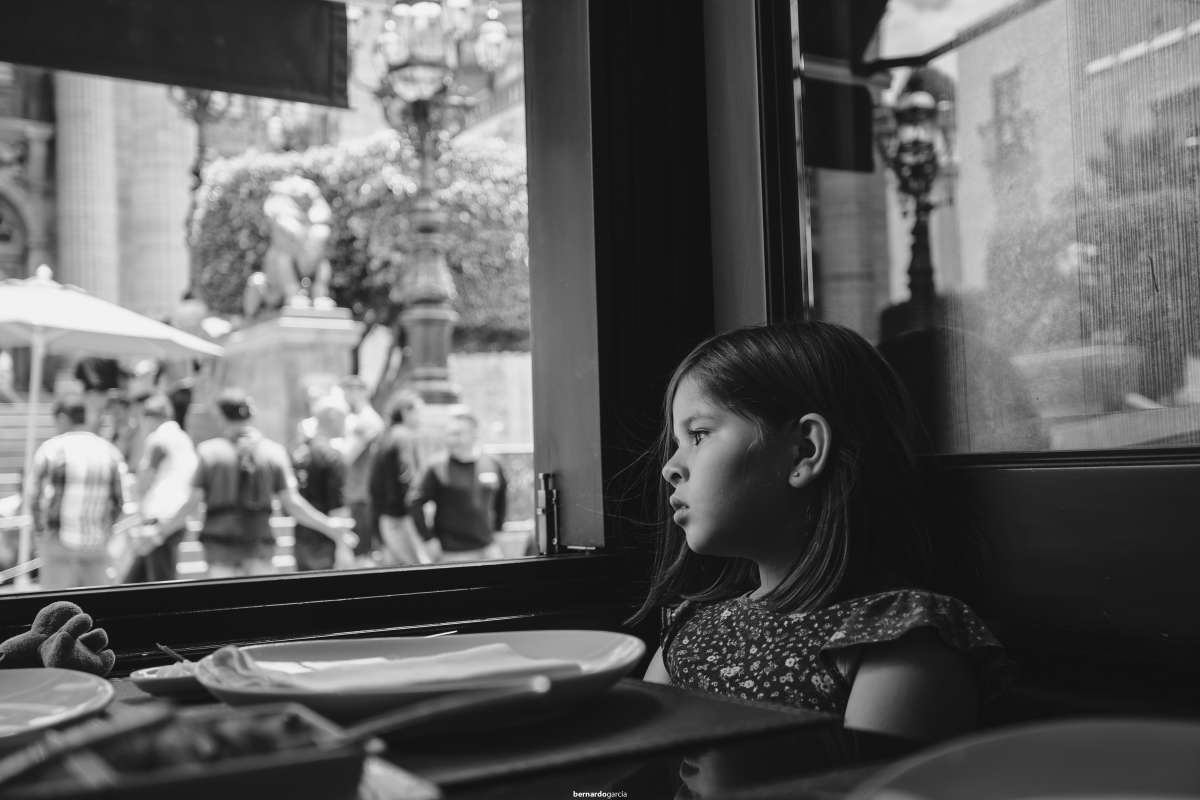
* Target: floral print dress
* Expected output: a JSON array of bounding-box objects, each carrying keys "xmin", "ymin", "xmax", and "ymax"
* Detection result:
[{"xmin": 662, "ymin": 589, "xmax": 1008, "ymax": 715}]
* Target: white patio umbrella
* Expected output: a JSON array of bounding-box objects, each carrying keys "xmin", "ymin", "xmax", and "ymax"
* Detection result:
[{"xmin": 0, "ymin": 265, "xmax": 225, "ymax": 581}]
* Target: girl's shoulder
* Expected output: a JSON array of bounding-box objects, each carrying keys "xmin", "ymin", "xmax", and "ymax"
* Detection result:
[
  {"xmin": 813, "ymin": 589, "xmax": 1001, "ymax": 651},
  {"xmin": 663, "ymin": 588, "xmax": 1005, "ymax": 654},
  {"xmin": 660, "ymin": 589, "xmax": 1013, "ymax": 708},
  {"xmin": 815, "ymin": 589, "xmax": 1013, "ymax": 699}
]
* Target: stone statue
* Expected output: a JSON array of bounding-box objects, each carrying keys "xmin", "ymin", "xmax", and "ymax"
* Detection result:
[{"xmin": 243, "ymin": 175, "xmax": 336, "ymax": 318}]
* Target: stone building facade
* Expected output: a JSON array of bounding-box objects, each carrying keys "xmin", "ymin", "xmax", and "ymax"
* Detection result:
[{"xmin": 0, "ymin": 65, "xmax": 194, "ymax": 316}]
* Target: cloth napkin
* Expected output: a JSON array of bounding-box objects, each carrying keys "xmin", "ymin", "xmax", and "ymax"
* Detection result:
[{"xmin": 200, "ymin": 643, "xmax": 581, "ymax": 692}]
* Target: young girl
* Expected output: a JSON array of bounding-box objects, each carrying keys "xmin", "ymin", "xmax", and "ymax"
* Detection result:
[{"xmin": 635, "ymin": 321, "xmax": 1008, "ymax": 742}]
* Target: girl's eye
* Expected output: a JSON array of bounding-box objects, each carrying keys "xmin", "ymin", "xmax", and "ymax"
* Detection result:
[{"xmin": 688, "ymin": 430, "xmax": 708, "ymax": 446}]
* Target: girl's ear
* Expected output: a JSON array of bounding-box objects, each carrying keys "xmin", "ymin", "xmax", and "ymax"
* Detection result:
[{"xmin": 788, "ymin": 412, "xmax": 831, "ymax": 489}]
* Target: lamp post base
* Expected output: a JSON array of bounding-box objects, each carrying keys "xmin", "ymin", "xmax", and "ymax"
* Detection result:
[
  {"xmin": 398, "ymin": 303, "xmax": 460, "ymax": 405},
  {"xmin": 879, "ymin": 295, "xmax": 947, "ymax": 342},
  {"xmin": 880, "ymin": 199, "xmax": 939, "ymax": 341},
  {"xmin": 204, "ymin": 306, "xmax": 362, "ymax": 446}
]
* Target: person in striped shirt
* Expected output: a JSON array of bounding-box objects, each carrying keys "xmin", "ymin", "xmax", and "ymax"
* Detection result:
[{"xmin": 26, "ymin": 395, "xmax": 128, "ymax": 589}]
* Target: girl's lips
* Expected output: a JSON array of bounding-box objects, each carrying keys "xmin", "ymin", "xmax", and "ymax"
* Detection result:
[{"xmin": 672, "ymin": 508, "xmax": 688, "ymax": 524}]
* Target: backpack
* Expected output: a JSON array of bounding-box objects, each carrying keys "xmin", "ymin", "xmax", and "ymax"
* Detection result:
[{"xmin": 233, "ymin": 432, "xmax": 269, "ymax": 513}]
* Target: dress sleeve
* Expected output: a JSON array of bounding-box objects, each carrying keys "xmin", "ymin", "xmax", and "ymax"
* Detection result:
[{"xmin": 819, "ymin": 590, "xmax": 1014, "ymax": 702}]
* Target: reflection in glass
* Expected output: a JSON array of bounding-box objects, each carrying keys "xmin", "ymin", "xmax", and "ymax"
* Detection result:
[{"xmin": 794, "ymin": 0, "xmax": 1200, "ymax": 453}]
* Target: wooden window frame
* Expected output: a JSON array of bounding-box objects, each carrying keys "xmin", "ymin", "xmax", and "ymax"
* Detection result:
[{"xmin": 0, "ymin": 0, "xmax": 718, "ymax": 667}]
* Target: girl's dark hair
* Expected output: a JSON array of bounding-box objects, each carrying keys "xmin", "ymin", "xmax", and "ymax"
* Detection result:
[{"xmin": 629, "ymin": 321, "xmax": 933, "ymax": 624}]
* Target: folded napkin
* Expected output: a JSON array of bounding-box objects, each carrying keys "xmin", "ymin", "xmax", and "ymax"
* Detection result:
[{"xmin": 199, "ymin": 643, "xmax": 581, "ymax": 692}]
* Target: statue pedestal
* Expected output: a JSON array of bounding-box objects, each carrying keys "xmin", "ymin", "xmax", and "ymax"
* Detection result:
[{"xmin": 194, "ymin": 308, "xmax": 361, "ymax": 447}]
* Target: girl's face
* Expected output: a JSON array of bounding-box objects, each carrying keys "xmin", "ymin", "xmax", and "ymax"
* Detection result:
[{"xmin": 662, "ymin": 376, "xmax": 807, "ymax": 562}]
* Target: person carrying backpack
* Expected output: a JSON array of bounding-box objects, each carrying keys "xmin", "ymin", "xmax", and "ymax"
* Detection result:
[
  {"xmin": 149, "ymin": 388, "xmax": 356, "ymax": 578},
  {"xmin": 340, "ymin": 375, "xmax": 384, "ymax": 562}
]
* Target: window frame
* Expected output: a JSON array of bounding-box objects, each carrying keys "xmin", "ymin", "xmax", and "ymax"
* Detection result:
[
  {"xmin": 701, "ymin": 0, "xmax": 806, "ymax": 332},
  {"xmin": 0, "ymin": 0, "xmax": 718, "ymax": 666}
]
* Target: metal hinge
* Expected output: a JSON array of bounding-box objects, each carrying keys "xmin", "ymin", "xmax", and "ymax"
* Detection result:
[
  {"xmin": 535, "ymin": 472, "xmax": 560, "ymax": 554},
  {"xmin": 536, "ymin": 472, "xmax": 599, "ymax": 553}
]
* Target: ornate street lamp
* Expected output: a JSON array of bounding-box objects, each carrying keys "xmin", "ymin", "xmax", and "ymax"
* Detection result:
[
  {"xmin": 474, "ymin": 4, "xmax": 513, "ymax": 81},
  {"xmin": 168, "ymin": 88, "xmax": 239, "ymax": 259},
  {"xmin": 370, "ymin": 0, "xmax": 510, "ymax": 404},
  {"xmin": 264, "ymin": 100, "xmax": 324, "ymax": 153},
  {"xmin": 874, "ymin": 81, "xmax": 955, "ymax": 336}
]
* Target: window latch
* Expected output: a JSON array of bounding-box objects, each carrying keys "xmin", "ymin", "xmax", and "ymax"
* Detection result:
[{"xmin": 535, "ymin": 472, "xmax": 560, "ymax": 554}]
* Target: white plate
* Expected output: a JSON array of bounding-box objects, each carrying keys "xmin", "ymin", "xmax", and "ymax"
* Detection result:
[
  {"xmin": 196, "ymin": 630, "xmax": 646, "ymax": 724},
  {"xmin": 850, "ymin": 718, "xmax": 1200, "ymax": 800},
  {"xmin": 129, "ymin": 664, "xmax": 212, "ymax": 700},
  {"xmin": 0, "ymin": 668, "xmax": 115, "ymax": 751}
]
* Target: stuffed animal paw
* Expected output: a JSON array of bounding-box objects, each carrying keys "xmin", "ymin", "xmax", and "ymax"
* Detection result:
[
  {"xmin": 39, "ymin": 612, "xmax": 116, "ymax": 676},
  {"xmin": 0, "ymin": 600, "xmax": 116, "ymax": 676},
  {"xmin": 31, "ymin": 601, "xmax": 84, "ymax": 636},
  {"xmin": 0, "ymin": 629, "xmax": 45, "ymax": 668}
]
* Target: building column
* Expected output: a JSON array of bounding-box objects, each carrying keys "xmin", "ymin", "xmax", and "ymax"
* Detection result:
[
  {"xmin": 54, "ymin": 72, "xmax": 120, "ymax": 302},
  {"xmin": 119, "ymin": 82, "xmax": 194, "ymax": 318},
  {"xmin": 815, "ymin": 168, "xmax": 891, "ymax": 340},
  {"xmin": 22, "ymin": 122, "xmax": 55, "ymax": 271}
]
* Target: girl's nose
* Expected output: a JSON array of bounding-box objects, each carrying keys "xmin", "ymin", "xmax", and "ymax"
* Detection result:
[{"xmin": 661, "ymin": 457, "xmax": 683, "ymax": 486}]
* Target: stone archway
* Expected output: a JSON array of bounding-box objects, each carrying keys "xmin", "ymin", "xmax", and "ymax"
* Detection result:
[{"xmin": 0, "ymin": 191, "xmax": 35, "ymax": 397}]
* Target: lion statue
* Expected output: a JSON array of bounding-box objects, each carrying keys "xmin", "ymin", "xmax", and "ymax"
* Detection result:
[{"xmin": 243, "ymin": 175, "xmax": 337, "ymax": 318}]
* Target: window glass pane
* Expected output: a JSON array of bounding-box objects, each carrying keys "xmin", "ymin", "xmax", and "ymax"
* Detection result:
[
  {"xmin": 0, "ymin": 0, "xmax": 534, "ymax": 592},
  {"xmin": 793, "ymin": 0, "xmax": 1200, "ymax": 453},
  {"xmin": 874, "ymin": 0, "xmax": 1022, "ymax": 59}
]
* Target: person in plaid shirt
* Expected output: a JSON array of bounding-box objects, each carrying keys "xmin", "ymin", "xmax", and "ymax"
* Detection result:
[{"xmin": 27, "ymin": 395, "xmax": 127, "ymax": 589}]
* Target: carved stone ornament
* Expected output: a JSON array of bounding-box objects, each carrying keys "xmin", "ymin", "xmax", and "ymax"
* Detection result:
[{"xmin": 243, "ymin": 175, "xmax": 338, "ymax": 319}]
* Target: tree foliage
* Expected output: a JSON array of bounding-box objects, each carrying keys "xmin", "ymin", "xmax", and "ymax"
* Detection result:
[
  {"xmin": 983, "ymin": 126, "xmax": 1200, "ymax": 399},
  {"xmin": 191, "ymin": 131, "xmax": 529, "ymax": 351},
  {"xmin": 1087, "ymin": 126, "xmax": 1199, "ymax": 195}
]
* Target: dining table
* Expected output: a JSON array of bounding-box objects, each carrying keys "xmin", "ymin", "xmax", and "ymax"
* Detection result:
[
  {"xmin": 15, "ymin": 662, "xmax": 1200, "ymax": 799},
  {"xmin": 74, "ymin": 674, "xmax": 922, "ymax": 800}
]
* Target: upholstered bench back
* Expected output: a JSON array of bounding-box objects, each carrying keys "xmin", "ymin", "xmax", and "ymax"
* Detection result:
[{"xmin": 929, "ymin": 461, "xmax": 1200, "ymax": 722}]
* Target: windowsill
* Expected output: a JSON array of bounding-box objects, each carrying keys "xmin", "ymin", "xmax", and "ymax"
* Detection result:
[{"xmin": 0, "ymin": 552, "xmax": 637, "ymax": 673}]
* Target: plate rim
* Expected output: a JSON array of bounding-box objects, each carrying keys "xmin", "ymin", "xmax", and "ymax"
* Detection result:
[
  {"xmin": 197, "ymin": 629, "xmax": 646, "ymax": 698},
  {"xmin": 0, "ymin": 667, "xmax": 115, "ymax": 742},
  {"xmin": 129, "ymin": 664, "xmax": 200, "ymax": 680},
  {"xmin": 848, "ymin": 717, "xmax": 1200, "ymax": 799},
  {"xmin": 128, "ymin": 665, "xmax": 206, "ymax": 693},
  {"xmin": 241, "ymin": 628, "xmax": 643, "ymax": 651}
]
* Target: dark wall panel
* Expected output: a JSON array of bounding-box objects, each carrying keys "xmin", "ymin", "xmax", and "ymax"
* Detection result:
[{"xmin": 931, "ymin": 458, "xmax": 1200, "ymax": 715}]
